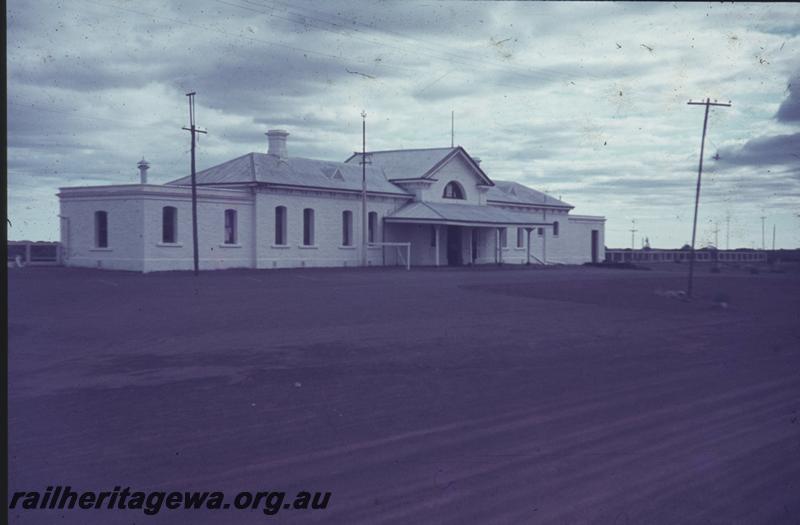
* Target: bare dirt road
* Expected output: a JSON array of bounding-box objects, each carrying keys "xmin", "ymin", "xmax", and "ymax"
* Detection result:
[{"xmin": 7, "ymin": 264, "xmax": 800, "ymax": 524}]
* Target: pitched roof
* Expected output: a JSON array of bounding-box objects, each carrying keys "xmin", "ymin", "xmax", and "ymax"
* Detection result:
[
  {"xmin": 487, "ymin": 180, "xmax": 573, "ymax": 208},
  {"xmin": 345, "ymin": 146, "xmax": 493, "ymax": 185},
  {"xmin": 385, "ymin": 201, "xmax": 552, "ymax": 227},
  {"xmin": 166, "ymin": 153, "xmax": 410, "ymax": 196}
]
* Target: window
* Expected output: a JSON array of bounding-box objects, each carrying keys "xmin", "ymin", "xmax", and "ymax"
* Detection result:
[
  {"xmin": 342, "ymin": 210, "xmax": 353, "ymax": 246},
  {"xmin": 368, "ymin": 212, "xmax": 378, "ymax": 243},
  {"xmin": 500, "ymin": 228, "xmax": 508, "ymax": 248},
  {"xmin": 553, "ymin": 221, "xmax": 560, "ymax": 236},
  {"xmin": 94, "ymin": 211, "xmax": 108, "ymax": 248},
  {"xmin": 162, "ymin": 206, "xmax": 177, "ymax": 244},
  {"xmin": 537, "ymin": 227, "xmax": 544, "ymax": 236},
  {"xmin": 274, "ymin": 206, "xmax": 287, "ymax": 245},
  {"xmin": 224, "ymin": 209, "xmax": 237, "ymax": 244},
  {"xmin": 442, "ymin": 181, "xmax": 465, "ymax": 199},
  {"xmin": 303, "ymin": 208, "xmax": 315, "ymax": 246},
  {"xmin": 516, "ymin": 228, "xmax": 524, "ymax": 248}
]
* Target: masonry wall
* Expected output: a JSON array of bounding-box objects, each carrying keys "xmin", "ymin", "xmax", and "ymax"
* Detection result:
[
  {"xmin": 142, "ymin": 194, "xmax": 255, "ymax": 272},
  {"xmin": 253, "ymin": 188, "xmax": 409, "ymax": 269},
  {"xmin": 59, "ymin": 196, "xmax": 145, "ymax": 271}
]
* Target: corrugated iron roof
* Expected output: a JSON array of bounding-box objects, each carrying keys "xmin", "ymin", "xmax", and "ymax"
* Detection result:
[
  {"xmin": 167, "ymin": 153, "xmax": 410, "ymax": 195},
  {"xmin": 386, "ymin": 201, "xmax": 552, "ymax": 226},
  {"xmin": 487, "ymin": 180, "xmax": 573, "ymax": 208},
  {"xmin": 344, "ymin": 147, "xmax": 456, "ymax": 180}
]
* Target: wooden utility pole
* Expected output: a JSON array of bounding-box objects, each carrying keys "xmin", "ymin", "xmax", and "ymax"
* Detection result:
[
  {"xmin": 772, "ymin": 223, "xmax": 776, "ymax": 250},
  {"xmin": 182, "ymin": 92, "xmax": 207, "ymax": 276},
  {"xmin": 360, "ymin": 110, "xmax": 368, "ymax": 267},
  {"xmin": 686, "ymin": 98, "xmax": 731, "ymax": 298},
  {"xmin": 725, "ymin": 212, "xmax": 731, "ymax": 250},
  {"xmin": 761, "ymin": 215, "xmax": 766, "ymax": 251},
  {"xmin": 451, "ymin": 110, "xmax": 454, "ymax": 148}
]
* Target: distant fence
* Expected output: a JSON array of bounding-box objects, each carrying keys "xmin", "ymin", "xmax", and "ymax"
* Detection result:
[
  {"xmin": 7, "ymin": 241, "xmax": 62, "ymax": 266},
  {"xmin": 604, "ymin": 249, "xmax": 767, "ymax": 264}
]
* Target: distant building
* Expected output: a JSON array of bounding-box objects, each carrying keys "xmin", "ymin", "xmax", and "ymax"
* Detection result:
[
  {"xmin": 58, "ymin": 130, "xmax": 605, "ymax": 272},
  {"xmin": 604, "ymin": 247, "xmax": 767, "ymax": 264}
]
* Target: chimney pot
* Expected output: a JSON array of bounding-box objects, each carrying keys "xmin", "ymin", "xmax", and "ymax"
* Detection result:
[
  {"xmin": 137, "ymin": 158, "xmax": 150, "ymax": 184},
  {"xmin": 266, "ymin": 129, "xmax": 289, "ymax": 158}
]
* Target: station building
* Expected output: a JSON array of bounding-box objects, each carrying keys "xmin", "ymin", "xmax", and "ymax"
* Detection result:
[{"xmin": 58, "ymin": 130, "xmax": 605, "ymax": 272}]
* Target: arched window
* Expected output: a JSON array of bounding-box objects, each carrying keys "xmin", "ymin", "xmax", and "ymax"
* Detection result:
[
  {"xmin": 443, "ymin": 181, "xmax": 465, "ymax": 199},
  {"xmin": 342, "ymin": 210, "xmax": 353, "ymax": 246},
  {"xmin": 274, "ymin": 206, "xmax": 287, "ymax": 245},
  {"xmin": 224, "ymin": 209, "xmax": 237, "ymax": 244},
  {"xmin": 162, "ymin": 206, "xmax": 177, "ymax": 243},
  {"xmin": 553, "ymin": 221, "xmax": 560, "ymax": 236},
  {"xmin": 368, "ymin": 212, "xmax": 378, "ymax": 243},
  {"xmin": 94, "ymin": 211, "xmax": 108, "ymax": 248},
  {"xmin": 303, "ymin": 208, "xmax": 315, "ymax": 246}
]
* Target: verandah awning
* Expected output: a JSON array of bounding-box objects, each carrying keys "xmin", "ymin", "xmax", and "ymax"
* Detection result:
[{"xmin": 384, "ymin": 201, "xmax": 552, "ymax": 228}]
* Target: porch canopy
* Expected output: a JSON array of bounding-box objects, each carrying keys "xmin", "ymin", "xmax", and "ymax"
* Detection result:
[{"xmin": 384, "ymin": 201, "xmax": 551, "ymax": 228}]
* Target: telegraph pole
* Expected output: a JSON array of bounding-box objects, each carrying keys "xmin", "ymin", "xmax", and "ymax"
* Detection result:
[
  {"xmin": 760, "ymin": 215, "xmax": 766, "ymax": 251},
  {"xmin": 360, "ymin": 110, "xmax": 368, "ymax": 267},
  {"xmin": 686, "ymin": 98, "xmax": 731, "ymax": 298},
  {"xmin": 712, "ymin": 222, "xmax": 720, "ymax": 248},
  {"xmin": 772, "ymin": 224, "xmax": 776, "ymax": 251},
  {"xmin": 451, "ymin": 110, "xmax": 454, "ymax": 148},
  {"xmin": 725, "ymin": 212, "xmax": 730, "ymax": 250},
  {"xmin": 629, "ymin": 219, "xmax": 637, "ymax": 249},
  {"xmin": 182, "ymin": 92, "xmax": 207, "ymax": 276}
]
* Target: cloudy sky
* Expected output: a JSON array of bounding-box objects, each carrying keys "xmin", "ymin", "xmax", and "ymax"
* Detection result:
[{"xmin": 7, "ymin": 1, "xmax": 800, "ymax": 248}]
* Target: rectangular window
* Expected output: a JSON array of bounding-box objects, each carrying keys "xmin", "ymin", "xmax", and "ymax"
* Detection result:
[
  {"xmin": 162, "ymin": 206, "xmax": 177, "ymax": 243},
  {"xmin": 224, "ymin": 209, "xmax": 237, "ymax": 244},
  {"xmin": 342, "ymin": 211, "xmax": 353, "ymax": 246},
  {"xmin": 303, "ymin": 208, "xmax": 315, "ymax": 246},
  {"xmin": 537, "ymin": 227, "xmax": 544, "ymax": 236},
  {"xmin": 553, "ymin": 221, "xmax": 560, "ymax": 236},
  {"xmin": 500, "ymin": 228, "xmax": 508, "ymax": 248},
  {"xmin": 275, "ymin": 206, "xmax": 287, "ymax": 245},
  {"xmin": 94, "ymin": 211, "xmax": 108, "ymax": 248},
  {"xmin": 516, "ymin": 228, "xmax": 524, "ymax": 248},
  {"xmin": 368, "ymin": 212, "xmax": 378, "ymax": 243}
]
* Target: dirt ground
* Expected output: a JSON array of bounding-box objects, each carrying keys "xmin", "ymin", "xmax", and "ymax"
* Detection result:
[{"xmin": 7, "ymin": 263, "xmax": 800, "ymax": 524}]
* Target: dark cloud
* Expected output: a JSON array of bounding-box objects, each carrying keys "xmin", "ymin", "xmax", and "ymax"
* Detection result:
[
  {"xmin": 715, "ymin": 133, "xmax": 800, "ymax": 168},
  {"xmin": 776, "ymin": 77, "xmax": 800, "ymax": 123}
]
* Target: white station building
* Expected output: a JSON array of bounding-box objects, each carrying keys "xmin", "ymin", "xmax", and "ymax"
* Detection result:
[{"xmin": 58, "ymin": 130, "xmax": 605, "ymax": 272}]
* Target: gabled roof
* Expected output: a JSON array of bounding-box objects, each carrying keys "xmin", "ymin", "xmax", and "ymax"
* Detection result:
[
  {"xmin": 344, "ymin": 146, "xmax": 493, "ymax": 186},
  {"xmin": 166, "ymin": 153, "xmax": 410, "ymax": 196},
  {"xmin": 487, "ymin": 180, "xmax": 573, "ymax": 209},
  {"xmin": 386, "ymin": 201, "xmax": 552, "ymax": 227}
]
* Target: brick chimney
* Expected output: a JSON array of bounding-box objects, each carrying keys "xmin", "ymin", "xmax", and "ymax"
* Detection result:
[{"xmin": 266, "ymin": 129, "xmax": 289, "ymax": 158}]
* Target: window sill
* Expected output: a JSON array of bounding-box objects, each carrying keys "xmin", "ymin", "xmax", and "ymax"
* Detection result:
[
  {"xmin": 219, "ymin": 243, "xmax": 242, "ymax": 248},
  {"xmin": 298, "ymin": 245, "xmax": 318, "ymax": 249},
  {"xmin": 271, "ymin": 244, "xmax": 290, "ymax": 249},
  {"xmin": 89, "ymin": 247, "xmax": 113, "ymax": 252},
  {"xmin": 339, "ymin": 245, "xmax": 356, "ymax": 250},
  {"xmin": 156, "ymin": 242, "xmax": 183, "ymax": 248}
]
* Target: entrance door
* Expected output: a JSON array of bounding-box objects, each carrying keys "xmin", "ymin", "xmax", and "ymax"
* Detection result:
[
  {"xmin": 447, "ymin": 226, "xmax": 462, "ymax": 266},
  {"xmin": 471, "ymin": 229, "xmax": 478, "ymax": 263},
  {"xmin": 591, "ymin": 230, "xmax": 599, "ymax": 263}
]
